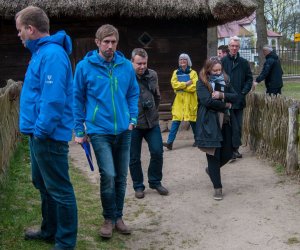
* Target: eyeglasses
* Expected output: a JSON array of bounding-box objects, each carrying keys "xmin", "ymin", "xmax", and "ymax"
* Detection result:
[{"xmin": 209, "ymin": 56, "xmax": 221, "ymax": 62}]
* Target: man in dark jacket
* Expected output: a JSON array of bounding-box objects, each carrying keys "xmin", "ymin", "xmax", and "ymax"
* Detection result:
[
  {"xmin": 252, "ymin": 45, "xmax": 283, "ymax": 95},
  {"xmin": 222, "ymin": 36, "xmax": 253, "ymax": 159},
  {"xmin": 129, "ymin": 48, "xmax": 168, "ymax": 199}
]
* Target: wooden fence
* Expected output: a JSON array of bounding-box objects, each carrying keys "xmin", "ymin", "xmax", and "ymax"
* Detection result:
[
  {"xmin": 0, "ymin": 80, "xmax": 22, "ymax": 180},
  {"xmin": 243, "ymin": 92, "xmax": 299, "ymax": 173}
]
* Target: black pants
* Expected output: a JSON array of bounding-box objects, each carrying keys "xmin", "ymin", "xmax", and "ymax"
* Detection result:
[
  {"xmin": 230, "ymin": 109, "xmax": 243, "ymax": 149},
  {"xmin": 267, "ymin": 87, "xmax": 282, "ymax": 95},
  {"xmin": 206, "ymin": 123, "xmax": 233, "ymax": 189}
]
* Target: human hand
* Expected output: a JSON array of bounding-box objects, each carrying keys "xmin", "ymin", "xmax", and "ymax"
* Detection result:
[
  {"xmin": 225, "ymin": 102, "xmax": 232, "ymax": 109},
  {"xmin": 75, "ymin": 136, "xmax": 86, "ymax": 144},
  {"xmin": 212, "ymin": 91, "xmax": 224, "ymax": 99},
  {"xmin": 185, "ymin": 80, "xmax": 192, "ymax": 86},
  {"xmin": 252, "ymin": 81, "xmax": 258, "ymax": 91}
]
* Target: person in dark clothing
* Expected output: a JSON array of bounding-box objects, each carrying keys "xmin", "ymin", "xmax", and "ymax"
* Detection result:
[
  {"xmin": 129, "ymin": 48, "xmax": 169, "ymax": 199},
  {"xmin": 252, "ymin": 45, "xmax": 283, "ymax": 95},
  {"xmin": 218, "ymin": 45, "xmax": 229, "ymax": 59},
  {"xmin": 221, "ymin": 36, "xmax": 253, "ymax": 160},
  {"xmin": 196, "ymin": 57, "xmax": 238, "ymax": 200}
]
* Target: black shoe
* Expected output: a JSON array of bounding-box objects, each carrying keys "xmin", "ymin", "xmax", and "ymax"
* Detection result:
[
  {"xmin": 234, "ymin": 151, "xmax": 242, "ymax": 158},
  {"xmin": 135, "ymin": 189, "xmax": 145, "ymax": 199},
  {"xmin": 163, "ymin": 142, "xmax": 173, "ymax": 150},
  {"xmin": 24, "ymin": 228, "xmax": 54, "ymax": 243},
  {"xmin": 150, "ymin": 185, "xmax": 169, "ymax": 195}
]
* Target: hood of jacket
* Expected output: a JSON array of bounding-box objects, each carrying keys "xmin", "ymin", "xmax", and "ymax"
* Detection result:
[
  {"xmin": 266, "ymin": 51, "xmax": 278, "ymax": 60},
  {"xmin": 83, "ymin": 49, "xmax": 126, "ymax": 66},
  {"xmin": 25, "ymin": 30, "xmax": 72, "ymax": 55}
]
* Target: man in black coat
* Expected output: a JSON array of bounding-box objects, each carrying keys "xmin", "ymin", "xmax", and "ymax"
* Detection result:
[
  {"xmin": 222, "ymin": 36, "xmax": 253, "ymax": 159},
  {"xmin": 129, "ymin": 48, "xmax": 169, "ymax": 199},
  {"xmin": 252, "ymin": 45, "xmax": 283, "ymax": 95}
]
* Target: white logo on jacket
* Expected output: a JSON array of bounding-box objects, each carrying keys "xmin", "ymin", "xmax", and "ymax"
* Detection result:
[{"xmin": 45, "ymin": 75, "xmax": 54, "ymax": 84}]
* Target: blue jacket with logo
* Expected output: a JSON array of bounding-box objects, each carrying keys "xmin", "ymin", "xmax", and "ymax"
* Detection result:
[
  {"xmin": 73, "ymin": 50, "xmax": 139, "ymax": 136},
  {"xmin": 20, "ymin": 31, "xmax": 74, "ymax": 141}
]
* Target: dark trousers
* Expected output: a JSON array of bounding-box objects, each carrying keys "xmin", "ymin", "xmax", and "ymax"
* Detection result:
[
  {"xmin": 129, "ymin": 125, "xmax": 163, "ymax": 191},
  {"xmin": 30, "ymin": 136, "xmax": 78, "ymax": 250},
  {"xmin": 206, "ymin": 123, "xmax": 233, "ymax": 189},
  {"xmin": 267, "ymin": 87, "xmax": 282, "ymax": 95},
  {"xmin": 230, "ymin": 109, "xmax": 244, "ymax": 149}
]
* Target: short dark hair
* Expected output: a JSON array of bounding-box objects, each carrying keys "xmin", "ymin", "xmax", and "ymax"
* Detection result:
[
  {"xmin": 131, "ymin": 48, "xmax": 148, "ymax": 59},
  {"xmin": 218, "ymin": 45, "xmax": 229, "ymax": 53},
  {"xmin": 15, "ymin": 6, "xmax": 49, "ymax": 33}
]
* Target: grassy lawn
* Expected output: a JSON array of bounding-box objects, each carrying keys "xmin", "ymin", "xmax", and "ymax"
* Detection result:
[
  {"xmin": 255, "ymin": 81, "xmax": 300, "ymax": 100},
  {"xmin": 0, "ymin": 137, "xmax": 127, "ymax": 250}
]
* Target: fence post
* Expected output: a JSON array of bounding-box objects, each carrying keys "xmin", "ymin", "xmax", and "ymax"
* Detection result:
[{"xmin": 286, "ymin": 104, "xmax": 299, "ymax": 174}]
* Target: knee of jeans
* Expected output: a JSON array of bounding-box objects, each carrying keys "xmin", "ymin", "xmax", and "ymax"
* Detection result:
[{"xmin": 150, "ymin": 151, "xmax": 163, "ymax": 159}]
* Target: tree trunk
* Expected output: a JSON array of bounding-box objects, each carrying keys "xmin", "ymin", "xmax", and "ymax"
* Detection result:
[
  {"xmin": 207, "ymin": 26, "xmax": 218, "ymax": 58},
  {"xmin": 255, "ymin": 1, "xmax": 268, "ymax": 72}
]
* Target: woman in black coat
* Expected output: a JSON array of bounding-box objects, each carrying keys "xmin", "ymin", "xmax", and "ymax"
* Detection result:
[{"xmin": 195, "ymin": 57, "xmax": 238, "ymax": 200}]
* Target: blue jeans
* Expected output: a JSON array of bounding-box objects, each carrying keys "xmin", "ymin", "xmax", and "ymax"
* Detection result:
[
  {"xmin": 167, "ymin": 120, "xmax": 196, "ymax": 143},
  {"xmin": 129, "ymin": 125, "xmax": 163, "ymax": 191},
  {"xmin": 30, "ymin": 136, "xmax": 77, "ymax": 250},
  {"xmin": 89, "ymin": 130, "xmax": 131, "ymax": 221}
]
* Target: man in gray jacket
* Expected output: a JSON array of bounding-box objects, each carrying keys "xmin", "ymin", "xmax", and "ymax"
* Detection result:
[{"xmin": 129, "ymin": 48, "xmax": 168, "ymax": 199}]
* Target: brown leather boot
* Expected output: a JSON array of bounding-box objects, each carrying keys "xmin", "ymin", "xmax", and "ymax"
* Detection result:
[
  {"xmin": 99, "ymin": 219, "xmax": 114, "ymax": 238},
  {"xmin": 115, "ymin": 219, "xmax": 131, "ymax": 234}
]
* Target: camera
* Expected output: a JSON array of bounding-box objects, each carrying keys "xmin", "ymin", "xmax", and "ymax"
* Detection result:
[{"xmin": 141, "ymin": 99, "xmax": 154, "ymax": 110}]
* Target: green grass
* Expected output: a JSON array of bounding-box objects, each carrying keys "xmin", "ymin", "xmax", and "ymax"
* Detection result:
[
  {"xmin": 255, "ymin": 81, "xmax": 300, "ymax": 100},
  {"xmin": 0, "ymin": 137, "xmax": 127, "ymax": 250}
]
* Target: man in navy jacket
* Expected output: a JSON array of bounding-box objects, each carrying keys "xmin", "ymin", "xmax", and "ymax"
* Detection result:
[{"xmin": 252, "ymin": 45, "xmax": 283, "ymax": 95}]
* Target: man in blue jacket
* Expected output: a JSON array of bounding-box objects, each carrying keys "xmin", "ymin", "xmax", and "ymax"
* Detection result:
[
  {"xmin": 252, "ymin": 45, "xmax": 283, "ymax": 95},
  {"xmin": 15, "ymin": 6, "xmax": 77, "ymax": 250},
  {"xmin": 73, "ymin": 24, "xmax": 139, "ymax": 239}
]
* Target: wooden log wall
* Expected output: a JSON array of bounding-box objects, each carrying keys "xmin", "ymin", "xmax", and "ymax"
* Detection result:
[{"xmin": 243, "ymin": 93, "xmax": 299, "ymax": 171}]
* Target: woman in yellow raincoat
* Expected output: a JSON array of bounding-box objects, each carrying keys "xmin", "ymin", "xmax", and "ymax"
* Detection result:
[{"xmin": 163, "ymin": 53, "xmax": 198, "ymax": 150}]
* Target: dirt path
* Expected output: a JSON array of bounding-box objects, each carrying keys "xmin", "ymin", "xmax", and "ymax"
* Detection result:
[{"xmin": 69, "ymin": 131, "xmax": 300, "ymax": 250}]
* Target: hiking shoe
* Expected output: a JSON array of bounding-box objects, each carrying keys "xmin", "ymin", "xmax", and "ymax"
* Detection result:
[
  {"xmin": 163, "ymin": 142, "xmax": 173, "ymax": 150},
  {"xmin": 233, "ymin": 151, "xmax": 242, "ymax": 158},
  {"xmin": 24, "ymin": 228, "xmax": 54, "ymax": 243},
  {"xmin": 214, "ymin": 188, "xmax": 223, "ymax": 201},
  {"xmin": 115, "ymin": 219, "xmax": 131, "ymax": 234},
  {"xmin": 135, "ymin": 189, "xmax": 145, "ymax": 199},
  {"xmin": 99, "ymin": 219, "xmax": 114, "ymax": 238},
  {"xmin": 150, "ymin": 185, "xmax": 169, "ymax": 196}
]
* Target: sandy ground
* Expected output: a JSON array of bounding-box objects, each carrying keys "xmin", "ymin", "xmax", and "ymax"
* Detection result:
[{"xmin": 69, "ymin": 130, "xmax": 300, "ymax": 250}]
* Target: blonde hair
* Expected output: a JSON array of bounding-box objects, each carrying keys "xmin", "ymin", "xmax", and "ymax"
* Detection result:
[{"xmin": 95, "ymin": 24, "xmax": 119, "ymax": 42}]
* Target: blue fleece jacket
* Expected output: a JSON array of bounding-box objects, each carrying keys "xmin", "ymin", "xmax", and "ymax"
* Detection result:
[
  {"xmin": 73, "ymin": 50, "xmax": 139, "ymax": 136},
  {"xmin": 19, "ymin": 30, "xmax": 74, "ymax": 141}
]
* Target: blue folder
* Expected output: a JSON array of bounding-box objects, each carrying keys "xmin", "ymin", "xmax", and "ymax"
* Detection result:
[
  {"xmin": 81, "ymin": 141, "xmax": 94, "ymax": 171},
  {"xmin": 177, "ymin": 74, "xmax": 190, "ymax": 82}
]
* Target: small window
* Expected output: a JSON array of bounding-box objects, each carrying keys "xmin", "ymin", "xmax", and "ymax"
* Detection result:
[{"xmin": 138, "ymin": 32, "xmax": 153, "ymax": 47}]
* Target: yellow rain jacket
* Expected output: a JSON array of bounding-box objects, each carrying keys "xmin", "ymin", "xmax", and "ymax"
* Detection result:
[{"xmin": 170, "ymin": 69, "xmax": 198, "ymax": 122}]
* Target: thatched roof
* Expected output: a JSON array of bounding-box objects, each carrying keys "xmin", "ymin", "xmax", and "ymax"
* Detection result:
[{"xmin": 0, "ymin": 0, "xmax": 257, "ymax": 24}]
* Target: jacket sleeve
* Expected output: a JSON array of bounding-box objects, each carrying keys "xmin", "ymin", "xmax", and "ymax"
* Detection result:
[
  {"xmin": 34, "ymin": 50, "xmax": 71, "ymax": 139},
  {"xmin": 126, "ymin": 64, "xmax": 140, "ymax": 125},
  {"xmin": 185, "ymin": 70, "xmax": 199, "ymax": 93},
  {"xmin": 171, "ymin": 70, "xmax": 188, "ymax": 90},
  {"xmin": 224, "ymin": 83, "xmax": 238, "ymax": 103},
  {"xmin": 241, "ymin": 61, "xmax": 253, "ymax": 95},
  {"xmin": 197, "ymin": 80, "xmax": 227, "ymax": 112},
  {"xmin": 256, "ymin": 57, "xmax": 274, "ymax": 83},
  {"xmin": 153, "ymin": 71, "xmax": 161, "ymax": 110},
  {"xmin": 73, "ymin": 62, "xmax": 87, "ymax": 137}
]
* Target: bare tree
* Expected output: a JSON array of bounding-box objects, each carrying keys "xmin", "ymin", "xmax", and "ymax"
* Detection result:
[{"xmin": 256, "ymin": 0, "xmax": 268, "ymax": 70}]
